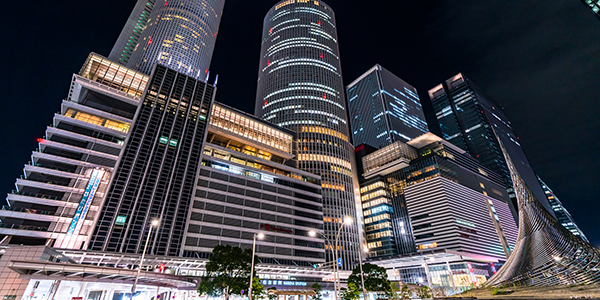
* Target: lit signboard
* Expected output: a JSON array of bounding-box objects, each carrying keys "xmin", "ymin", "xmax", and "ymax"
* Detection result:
[{"xmin": 116, "ymin": 215, "xmax": 127, "ymax": 226}]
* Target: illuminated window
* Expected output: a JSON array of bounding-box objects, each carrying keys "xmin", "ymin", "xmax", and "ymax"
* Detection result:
[{"xmin": 65, "ymin": 109, "xmax": 131, "ymax": 133}]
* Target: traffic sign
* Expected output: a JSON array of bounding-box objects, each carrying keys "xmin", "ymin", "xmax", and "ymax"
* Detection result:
[{"xmin": 338, "ymin": 258, "xmax": 343, "ymax": 267}]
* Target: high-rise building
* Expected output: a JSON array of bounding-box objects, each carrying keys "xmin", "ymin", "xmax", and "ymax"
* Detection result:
[
  {"xmin": 108, "ymin": 0, "xmax": 157, "ymax": 65},
  {"xmin": 580, "ymin": 0, "xmax": 600, "ymax": 20},
  {"xmin": 89, "ymin": 64, "xmax": 215, "ymax": 256},
  {"xmin": 255, "ymin": 0, "xmax": 360, "ymax": 270},
  {"xmin": 355, "ymin": 133, "xmax": 517, "ymax": 261},
  {"xmin": 126, "ymin": 0, "xmax": 226, "ymax": 76},
  {"xmin": 428, "ymin": 73, "xmax": 552, "ymax": 221},
  {"xmin": 186, "ymin": 102, "xmax": 326, "ymax": 268},
  {"xmin": 347, "ymin": 65, "xmax": 429, "ymax": 149},
  {"xmin": 538, "ymin": 176, "xmax": 589, "ymax": 242},
  {"xmin": 0, "ymin": 53, "xmax": 146, "ymax": 248}
]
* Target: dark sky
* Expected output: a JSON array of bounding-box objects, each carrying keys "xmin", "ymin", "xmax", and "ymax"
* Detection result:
[{"xmin": 1, "ymin": 1, "xmax": 599, "ymax": 246}]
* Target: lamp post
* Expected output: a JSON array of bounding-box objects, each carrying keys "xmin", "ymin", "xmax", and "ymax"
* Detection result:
[
  {"xmin": 131, "ymin": 219, "xmax": 159, "ymax": 296},
  {"xmin": 358, "ymin": 246, "xmax": 367, "ymax": 299},
  {"xmin": 333, "ymin": 217, "xmax": 353, "ymax": 300},
  {"xmin": 248, "ymin": 232, "xmax": 264, "ymax": 300},
  {"xmin": 309, "ymin": 230, "xmax": 336, "ymax": 298}
]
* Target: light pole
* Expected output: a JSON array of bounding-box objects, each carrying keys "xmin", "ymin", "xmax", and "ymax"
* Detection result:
[
  {"xmin": 358, "ymin": 245, "xmax": 367, "ymax": 299},
  {"xmin": 309, "ymin": 230, "xmax": 336, "ymax": 298},
  {"xmin": 248, "ymin": 232, "xmax": 264, "ymax": 300},
  {"xmin": 131, "ymin": 219, "xmax": 159, "ymax": 297},
  {"xmin": 334, "ymin": 217, "xmax": 353, "ymax": 300}
]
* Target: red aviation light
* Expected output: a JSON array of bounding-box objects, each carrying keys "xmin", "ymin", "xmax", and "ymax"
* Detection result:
[
  {"xmin": 323, "ymin": 93, "xmax": 327, "ymax": 99},
  {"xmin": 214, "ymin": 32, "xmax": 217, "ymax": 37},
  {"xmin": 205, "ymin": 69, "xmax": 208, "ymax": 74},
  {"xmin": 148, "ymin": 37, "xmax": 152, "ymax": 45},
  {"xmin": 318, "ymin": 21, "xmax": 321, "ymax": 26},
  {"xmin": 267, "ymin": 60, "xmax": 271, "ymax": 66},
  {"xmin": 36, "ymin": 138, "xmax": 43, "ymax": 143},
  {"xmin": 320, "ymin": 53, "xmax": 323, "ymax": 59},
  {"xmin": 270, "ymin": 28, "xmax": 273, "ymax": 34},
  {"xmin": 264, "ymin": 100, "xmax": 268, "ymax": 106},
  {"xmin": 164, "ymin": 1, "xmax": 167, "ymax": 6}
]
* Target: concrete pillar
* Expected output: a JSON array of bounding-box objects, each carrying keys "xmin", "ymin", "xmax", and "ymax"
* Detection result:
[
  {"xmin": 445, "ymin": 262, "xmax": 457, "ymax": 295},
  {"xmin": 77, "ymin": 282, "xmax": 89, "ymax": 298}
]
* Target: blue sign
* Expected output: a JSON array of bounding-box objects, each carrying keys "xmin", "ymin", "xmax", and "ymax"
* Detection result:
[
  {"xmin": 66, "ymin": 169, "xmax": 104, "ymax": 236},
  {"xmin": 338, "ymin": 258, "xmax": 343, "ymax": 267}
]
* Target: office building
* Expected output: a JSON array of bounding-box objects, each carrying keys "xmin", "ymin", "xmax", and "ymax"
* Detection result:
[
  {"xmin": 429, "ymin": 73, "xmax": 553, "ymax": 220},
  {"xmin": 347, "ymin": 64, "xmax": 429, "ymax": 149},
  {"xmin": 581, "ymin": 0, "xmax": 600, "ymax": 20},
  {"xmin": 356, "ymin": 133, "xmax": 518, "ymax": 295},
  {"xmin": 254, "ymin": 0, "xmax": 360, "ymax": 270},
  {"xmin": 0, "ymin": 53, "xmax": 146, "ymax": 249},
  {"xmin": 108, "ymin": 0, "xmax": 157, "ymax": 65},
  {"xmin": 185, "ymin": 102, "xmax": 326, "ymax": 267},
  {"xmin": 127, "ymin": 0, "xmax": 226, "ymax": 76},
  {"xmin": 538, "ymin": 176, "xmax": 589, "ymax": 242},
  {"xmin": 356, "ymin": 133, "xmax": 517, "ymax": 261},
  {"xmin": 89, "ymin": 64, "xmax": 215, "ymax": 257}
]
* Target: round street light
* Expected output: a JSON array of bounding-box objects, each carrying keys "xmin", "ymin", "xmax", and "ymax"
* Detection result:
[
  {"xmin": 308, "ymin": 231, "xmax": 316, "ymax": 237},
  {"xmin": 344, "ymin": 216, "xmax": 353, "ymax": 225}
]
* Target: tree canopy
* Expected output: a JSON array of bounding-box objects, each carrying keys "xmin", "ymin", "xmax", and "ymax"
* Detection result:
[
  {"xmin": 198, "ymin": 245, "xmax": 254, "ymax": 300},
  {"xmin": 348, "ymin": 263, "xmax": 392, "ymax": 293}
]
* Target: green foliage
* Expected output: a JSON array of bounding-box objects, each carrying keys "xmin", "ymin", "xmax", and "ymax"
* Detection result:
[
  {"xmin": 267, "ymin": 287, "xmax": 277, "ymax": 300},
  {"xmin": 348, "ymin": 263, "xmax": 391, "ymax": 293},
  {"xmin": 492, "ymin": 288, "xmax": 499, "ymax": 295},
  {"xmin": 198, "ymin": 245, "xmax": 254, "ymax": 300},
  {"xmin": 341, "ymin": 283, "xmax": 361, "ymax": 300},
  {"xmin": 415, "ymin": 286, "xmax": 431, "ymax": 299},
  {"xmin": 400, "ymin": 285, "xmax": 412, "ymax": 300},
  {"xmin": 311, "ymin": 283, "xmax": 323, "ymax": 300},
  {"xmin": 252, "ymin": 277, "xmax": 266, "ymax": 300}
]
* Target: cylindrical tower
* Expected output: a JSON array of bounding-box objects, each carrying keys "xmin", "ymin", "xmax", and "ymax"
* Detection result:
[
  {"xmin": 127, "ymin": 0, "xmax": 225, "ymax": 76},
  {"xmin": 255, "ymin": 0, "xmax": 359, "ymax": 270}
]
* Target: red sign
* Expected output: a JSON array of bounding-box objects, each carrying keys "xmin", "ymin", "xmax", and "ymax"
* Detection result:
[
  {"xmin": 260, "ymin": 224, "xmax": 292, "ymax": 234},
  {"xmin": 72, "ymin": 298, "xmax": 83, "ymax": 300}
]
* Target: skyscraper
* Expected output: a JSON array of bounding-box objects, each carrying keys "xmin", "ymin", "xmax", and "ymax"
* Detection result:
[
  {"xmin": 255, "ymin": 0, "xmax": 360, "ymax": 270},
  {"xmin": 0, "ymin": 53, "xmax": 146, "ymax": 248},
  {"xmin": 126, "ymin": 0, "xmax": 226, "ymax": 76},
  {"xmin": 108, "ymin": 0, "xmax": 157, "ymax": 65},
  {"xmin": 538, "ymin": 176, "xmax": 589, "ymax": 242},
  {"xmin": 429, "ymin": 73, "xmax": 553, "ymax": 220},
  {"xmin": 347, "ymin": 65, "xmax": 429, "ymax": 149},
  {"xmin": 580, "ymin": 0, "xmax": 600, "ymax": 20},
  {"xmin": 90, "ymin": 64, "xmax": 215, "ymax": 256}
]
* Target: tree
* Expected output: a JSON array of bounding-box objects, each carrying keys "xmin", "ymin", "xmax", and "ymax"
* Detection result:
[
  {"xmin": 400, "ymin": 285, "xmax": 412, "ymax": 300},
  {"xmin": 348, "ymin": 263, "xmax": 392, "ymax": 293},
  {"xmin": 252, "ymin": 277, "xmax": 266, "ymax": 300},
  {"xmin": 341, "ymin": 283, "xmax": 361, "ymax": 300},
  {"xmin": 267, "ymin": 287, "xmax": 277, "ymax": 300},
  {"xmin": 415, "ymin": 286, "xmax": 431, "ymax": 299},
  {"xmin": 311, "ymin": 283, "xmax": 323, "ymax": 300},
  {"xmin": 198, "ymin": 245, "xmax": 254, "ymax": 300}
]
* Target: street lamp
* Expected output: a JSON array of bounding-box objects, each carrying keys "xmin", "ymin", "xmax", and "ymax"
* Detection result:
[
  {"xmin": 131, "ymin": 219, "xmax": 159, "ymax": 296},
  {"xmin": 248, "ymin": 232, "xmax": 264, "ymax": 300},
  {"xmin": 358, "ymin": 246, "xmax": 368, "ymax": 298},
  {"xmin": 309, "ymin": 230, "xmax": 336, "ymax": 297}
]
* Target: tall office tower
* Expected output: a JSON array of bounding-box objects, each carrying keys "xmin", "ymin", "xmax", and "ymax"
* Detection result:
[
  {"xmin": 581, "ymin": 0, "xmax": 600, "ymax": 20},
  {"xmin": 356, "ymin": 133, "xmax": 517, "ymax": 261},
  {"xmin": 255, "ymin": 0, "xmax": 360, "ymax": 270},
  {"xmin": 185, "ymin": 102, "xmax": 326, "ymax": 268},
  {"xmin": 347, "ymin": 64, "xmax": 429, "ymax": 149},
  {"xmin": 108, "ymin": 0, "xmax": 157, "ymax": 65},
  {"xmin": 538, "ymin": 176, "xmax": 589, "ymax": 242},
  {"xmin": 126, "ymin": 0, "xmax": 226, "ymax": 76},
  {"xmin": 90, "ymin": 64, "xmax": 215, "ymax": 256},
  {"xmin": 0, "ymin": 54, "xmax": 146, "ymax": 248},
  {"xmin": 429, "ymin": 73, "xmax": 553, "ymax": 221}
]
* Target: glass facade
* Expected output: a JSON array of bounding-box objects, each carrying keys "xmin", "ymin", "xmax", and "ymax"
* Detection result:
[
  {"xmin": 581, "ymin": 0, "xmax": 600, "ymax": 20},
  {"xmin": 254, "ymin": 0, "xmax": 359, "ymax": 270},
  {"xmin": 126, "ymin": 0, "xmax": 226, "ymax": 76},
  {"xmin": 108, "ymin": 0, "xmax": 157, "ymax": 65},
  {"xmin": 79, "ymin": 53, "xmax": 149, "ymax": 99},
  {"xmin": 90, "ymin": 64, "xmax": 214, "ymax": 256},
  {"xmin": 347, "ymin": 65, "xmax": 428, "ymax": 149},
  {"xmin": 429, "ymin": 73, "xmax": 552, "ymax": 221},
  {"xmin": 538, "ymin": 176, "xmax": 589, "ymax": 242}
]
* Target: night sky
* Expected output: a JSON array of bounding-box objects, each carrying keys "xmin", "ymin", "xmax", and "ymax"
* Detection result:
[{"xmin": 1, "ymin": 1, "xmax": 599, "ymax": 246}]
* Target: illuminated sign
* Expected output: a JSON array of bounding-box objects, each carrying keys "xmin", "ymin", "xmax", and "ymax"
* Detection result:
[
  {"xmin": 260, "ymin": 224, "xmax": 293, "ymax": 234},
  {"xmin": 66, "ymin": 169, "xmax": 105, "ymax": 237},
  {"xmin": 115, "ymin": 215, "xmax": 127, "ymax": 226},
  {"xmin": 417, "ymin": 242, "xmax": 438, "ymax": 250},
  {"xmin": 159, "ymin": 137, "xmax": 169, "ymax": 144},
  {"xmin": 169, "ymin": 139, "xmax": 178, "ymax": 147},
  {"xmin": 455, "ymin": 219, "xmax": 476, "ymax": 228},
  {"xmin": 261, "ymin": 280, "xmax": 307, "ymax": 287}
]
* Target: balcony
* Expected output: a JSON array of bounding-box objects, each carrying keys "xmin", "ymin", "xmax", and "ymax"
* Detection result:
[
  {"xmin": 0, "ymin": 223, "xmax": 48, "ymax": 232},
  {"xmin": 2, "ymin": 206, "xmax": 53, "ymax": 216}
]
